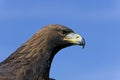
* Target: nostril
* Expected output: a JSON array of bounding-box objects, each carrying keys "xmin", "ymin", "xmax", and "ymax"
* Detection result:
[{"xmin": 76, "ymin": 36, "xmax": 79, "ymax": 39}]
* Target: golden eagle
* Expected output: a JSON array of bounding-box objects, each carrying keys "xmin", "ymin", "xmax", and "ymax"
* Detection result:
[{"xmin": 0, "ymin": 24, "xmax": 85, "ymax": 80}]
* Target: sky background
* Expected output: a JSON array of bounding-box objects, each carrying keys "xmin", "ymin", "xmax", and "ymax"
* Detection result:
[{"xmin": 0, "ymin": 0, "xmax": 120, "ymax": 80}]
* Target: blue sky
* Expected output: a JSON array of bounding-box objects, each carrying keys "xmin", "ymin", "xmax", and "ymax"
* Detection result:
[{"xmin": 0, "ymin": 0, "xmax": 120, "ymax": 80}]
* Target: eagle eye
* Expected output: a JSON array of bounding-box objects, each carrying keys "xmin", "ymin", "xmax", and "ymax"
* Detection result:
[{"xmin": 59, "ymin": 30, "xmax": 67, "ymax": 36}]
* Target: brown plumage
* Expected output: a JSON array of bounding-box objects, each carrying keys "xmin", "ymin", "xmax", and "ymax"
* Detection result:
[{"xmin": 0, "ymin": 24, "xmax": 85, "ymax": 80}]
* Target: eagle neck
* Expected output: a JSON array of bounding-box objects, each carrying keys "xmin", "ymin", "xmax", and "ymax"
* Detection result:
[{"xmin": 0, "ymin": 32, "xmax": 60, "ymax": 80}]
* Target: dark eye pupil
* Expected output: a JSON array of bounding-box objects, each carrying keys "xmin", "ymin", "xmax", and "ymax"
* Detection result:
[
  {"xmin": 61, "ymin": 31, "xmax": 66, "ymax": 35},
  {"xmin": 62, "ymin": 31, "xmax": 65, "ymax": 34}
]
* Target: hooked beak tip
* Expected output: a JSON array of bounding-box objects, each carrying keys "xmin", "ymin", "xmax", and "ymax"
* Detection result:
[{"xmin": 81, "ymin": 38, "xmax": 85, "ymax": 49}]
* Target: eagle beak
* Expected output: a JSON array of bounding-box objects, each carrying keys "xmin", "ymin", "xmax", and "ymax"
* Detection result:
[{"xmin": 64, "ymin": 33, "xmax": 85, "ymax": 48}]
